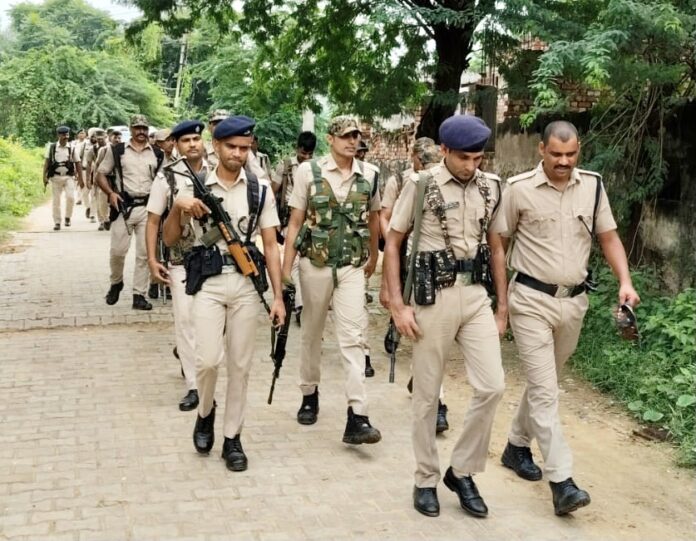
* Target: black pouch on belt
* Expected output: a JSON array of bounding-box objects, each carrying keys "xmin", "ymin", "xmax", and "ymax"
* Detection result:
[
  {"xmin": 184, "ymin": 245, "xmax": 223, "ymax": 295},
  {"xmin": 413, "ymin": 252, "xmax": 436, "ymax": 306}
]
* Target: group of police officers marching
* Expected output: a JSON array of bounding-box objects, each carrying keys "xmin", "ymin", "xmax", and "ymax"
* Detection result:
[{"xmin": 43, "ymin": 110, "xmax": 639, "ymax": 520}]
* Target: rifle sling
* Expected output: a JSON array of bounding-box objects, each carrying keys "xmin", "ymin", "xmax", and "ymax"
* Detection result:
[{"xmin": 402, "ymin": 173, "xmax": 428, "ymax": 304}]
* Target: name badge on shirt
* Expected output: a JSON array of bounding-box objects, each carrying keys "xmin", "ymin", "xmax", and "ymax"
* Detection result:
[{"xmin": 442, "ymin": 202, "xmax": 460, "ymax": 211}]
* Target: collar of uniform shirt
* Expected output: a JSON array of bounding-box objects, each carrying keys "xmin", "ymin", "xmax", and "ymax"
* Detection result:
[
  {"xmin": 126, "ymin": 141, "xmax": 154, "ymax": 153},
  {"xmin": 326, "ymin": 154, "xmax": 363, "ymax": 178},
  {"xmin": 440, "ymin": 159, "xmax": 477, "ymax": 188},
  {"xmin": 206, "ymin": 164, "xmax": 249, "ymax": 189},
  {"xmin": 534, "ymin": 160, "xmax": 582, "ymax": 188}
]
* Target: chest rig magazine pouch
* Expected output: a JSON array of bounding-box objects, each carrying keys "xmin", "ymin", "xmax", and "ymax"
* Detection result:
[
  {"xmin": 108, "ymin": 142, "xmax": 165, "ymax": 223},
  {"xmin": 185, "ymin": 166, "xmax": 268, "ymax": 296},
  {"xmin": 47, "ymin": 143, "xmax": 75, "ymax": 177},
  {"xmin": 294, "ymin": 159, "xmax": 375, "ymax": 285}
]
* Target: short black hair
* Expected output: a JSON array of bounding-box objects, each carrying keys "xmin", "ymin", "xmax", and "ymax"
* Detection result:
[
  {"xmin": 543, "ymin": 121, "xmax": 579, "ymax": 145},
  {"xmin": 297, "ymin": 131, "xmax": 317, "ymax": 152}
]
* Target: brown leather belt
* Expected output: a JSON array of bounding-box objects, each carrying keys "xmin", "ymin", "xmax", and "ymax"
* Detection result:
[{"xmin": 515, "ymin": 272, "xmax": 585, "ymax": 298}]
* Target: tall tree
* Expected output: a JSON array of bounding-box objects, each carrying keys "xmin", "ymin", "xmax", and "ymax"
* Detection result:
[{"xmin": 126, "ymin": 0, "xmax": 494, "ymax": 140}]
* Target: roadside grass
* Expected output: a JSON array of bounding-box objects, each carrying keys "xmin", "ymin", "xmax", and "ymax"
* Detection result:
[
  {"xmin": 0, "ymin": 137, "xmax": 46, "ymax": 242},
  {"xmin": 572, "ymin": 265, "xmax": 696, "ymax": 467}
]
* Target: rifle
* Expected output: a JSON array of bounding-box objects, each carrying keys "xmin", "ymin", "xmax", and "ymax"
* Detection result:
[
  {"xmin": 383, "ymin": 173, "xmax": 428, "ymax": 383},
  {"xmin": 157, "ymin": 233, "xmax": 169, "ymax": 306},
  {"xmin": 167, "ymin": 157, "xmax": 271, "ymax": 314},
  {"xmin": 267, "ymin": 283, "xmax": 296, "ymax": 404}
]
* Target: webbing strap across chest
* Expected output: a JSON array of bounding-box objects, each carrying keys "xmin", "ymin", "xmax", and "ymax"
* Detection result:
[{"xmin": 424, "ymin": 175, "xmax": 456, "ymax": 266}]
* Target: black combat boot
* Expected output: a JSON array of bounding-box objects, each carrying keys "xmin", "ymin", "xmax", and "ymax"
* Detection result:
[
  {"xmin": 132, "ymin": 294, "xmax": 153, "ymax": 311},
  {"xmin": 64, "ymin": 217, "xmax": 71, "ymax": 227},
  {"xmin": 550, "ymin": 478, "xmax": 591, "ymax": 515},
  {"xmin": 364, "ymin": 355, "xmax": 375, "ymax": 378},
  {"xmin": 193, "ymin": 405, "xmax": 215, "ymax": 454},
  {"xmin": 297, "ymin": 388, "xmax": 319, "ymax": 425},
  {"xmin": 501, "ymin": 441, "xmax": 543, "ymax": 481},
  {"xmin": 103, "ymin": 220, "xmax": 111, "ymax": 231},
  {"xmin": 436, "ymin": 401, "xmax": 449, "ymax": 434},
  {"xmin": 222, "ymin": 435, "xmax": 248, "ymax": 472},
  {"xmin": 105, "ymin": 281, "xmax": 123, "ymax": 305},
  {"xmin": 342, "ymin": 407, "xmax": 381, "ymax": 445}
]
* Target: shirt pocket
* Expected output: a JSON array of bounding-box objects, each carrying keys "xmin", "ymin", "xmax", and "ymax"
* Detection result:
[
  {"xmin": 572, "ymin": 207, "xmax": 594, "ymax": 239},
  {"xmin": 521, "ymin": 210, "xmax": 558, "ymax": 240}
]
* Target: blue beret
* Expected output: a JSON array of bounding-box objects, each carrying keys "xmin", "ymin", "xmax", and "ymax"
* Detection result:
[
  {"xmin": 56, "ymin": 125, "xmax": 70, "ymax": 134},
  {"xmin": 213, "ymin": 115, "xmax": 255, "ymax": 140},
  {"xmin": 171, "ymin": 120, "xmax": 204, "ymax": 140},
  {"xmin": 439, "ymin": 115, "xmax": 491, "ymax": 152}
]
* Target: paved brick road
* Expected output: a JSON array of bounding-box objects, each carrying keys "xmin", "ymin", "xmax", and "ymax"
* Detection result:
[{"xmin": 0, "ymin": 202, "xmax": 693, "ymax": 540}]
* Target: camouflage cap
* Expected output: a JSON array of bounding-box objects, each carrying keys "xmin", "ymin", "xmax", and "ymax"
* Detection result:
[
  {"xmin": 328, "ymin": 115, "xmax": 361, "ymax": 136},
  {"xmin": 413, "ymin": 137, "xmax": 440, "ymax": 165},
  {"xmin": 209, "ymin": 109, "xmax": 230, "ymax": 122},
  {"xmin": 129, "ymin": 114, "xmax": 149, "ymax": 128}
]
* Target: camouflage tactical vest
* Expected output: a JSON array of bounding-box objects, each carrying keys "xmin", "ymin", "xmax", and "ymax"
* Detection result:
[{"xmin": 296, "ymin": 160, "xmax": 372, "ymax": 272}]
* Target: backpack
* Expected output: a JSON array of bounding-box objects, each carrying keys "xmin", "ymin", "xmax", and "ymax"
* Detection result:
[
  {"xmin": 111, "ymin": 142, "xmax": 164, "ymax": 192},
  {"xmin": 47, "ymin": 143, "xmax": 75, "ymax": 177}
]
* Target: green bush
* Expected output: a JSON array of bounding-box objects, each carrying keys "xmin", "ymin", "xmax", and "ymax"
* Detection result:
[
  {"xmin": 573, "ymin": 266, "xmax": 696, "ymax": 467},
  {"xmin": 0, "ymin": 138, "xmax": 45, "ymax": 236}
]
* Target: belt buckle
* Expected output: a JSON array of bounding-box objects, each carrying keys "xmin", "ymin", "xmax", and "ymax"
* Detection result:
[
  {"xmin": 458, "ymin": 273, "xmax": 472, "ymax": 286},
  {"xmin": 555, "ymin": 285, "xmax": 571, "ymax": 298}
]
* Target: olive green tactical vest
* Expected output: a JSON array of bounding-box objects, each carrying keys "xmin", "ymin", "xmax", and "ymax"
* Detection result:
[{"xmin": 296, "ymin": 159, "xmax": 372, "ymax": 270}]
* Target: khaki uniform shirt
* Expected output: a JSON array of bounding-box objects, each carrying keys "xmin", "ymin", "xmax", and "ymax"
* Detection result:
[
  {"xmin": 272, "ymin": 156, "xmax": 299, "ymax": 205},
  {"xmin": 205, "ymin": 142, "xmax": 270, "ymax": 182},
  {"xmin": 44, "ymin": 141, "xmax": 78, "ymax": 177},
  {"xmin": 492, "ymin": 162, "xmax": 617, "ymax": 285},
  {"xmin": 289, "ymin": 155, "xmax": 381, "ymax": 212},
  {"xmin": 382, "ymin": 167, "xmax": 414, "ymax": 210},
  {"xmin": 147, "ymin": 160, "xmax": 209, "ymax": 264},
  {"xmin": 390, "ymin": 161, "xmax": 502, "ymax": 260},
  {"xmin": 179, "ymin": 166, "xmax": 280, "ymax": 256},
  {"xmin": 97, "ymin": 142, "xmax": 159, "ymax": 196}
]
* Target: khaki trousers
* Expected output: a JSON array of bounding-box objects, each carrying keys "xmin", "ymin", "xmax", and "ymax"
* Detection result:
[
  {"xmin": 291, "ymin": 254, "xmax": 303, "ymax": 309},
  {"xmin": 194, "ymin": 270, "xmax": 259, "ymax": 437},
  {"xmin": 49, "ymin": 176, "xmax": 75, "ymax": 223},
  {"xmin": 169, "ymin": 265, "xmax": 196, "ymax": 391},
  {"xmin": 507, "ymin": 281, "xmax": 589, "ymax": 482},
  {"xmin": 94, "ymin": 185, "xmax": 108, "ymax": 223},
  {"xmin": 412, "ymin": 283, "xmax": 505, "ymax": 487},
  {"xmin": 109, "ymin": 205, "xmax": 149, "ymax": 295},
  {"xmin": 298, "ymin": 257, "xmax": 369, "ymax": 415}
]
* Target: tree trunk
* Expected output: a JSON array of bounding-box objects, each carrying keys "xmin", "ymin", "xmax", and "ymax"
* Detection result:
[{"xmin": 416, "ymin": 21, "xmax": 475, "ymax": 141}]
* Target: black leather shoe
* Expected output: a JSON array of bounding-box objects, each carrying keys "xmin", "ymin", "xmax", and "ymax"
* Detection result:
[
  {"xmin": 105, "ymin": 281, "xmax": 123, "ymax": 305},
  {"xmin": 85, "ymin": 207, "xmax": 90, "ymax": 218},
  {"xmin": 148, "ymin": 283, "xmax": 159, "ymax": 299},
  {"xmin": 222, "ymin": 435, "xmax": 248, "ymax": 472},
  {"xmin": 443, "ymin": 467, "xmax": 488, "ymax": 517},
  {"xmin": 193, "ymin": 406, "xmax": 215, "ymax": 454},
  {"xmin": 550, "ymin": 478, "xmax": 591, "ymax": 515},
  {"xmin": 179, "ymin": 389, "xmax": 199, "ymax": 411},
  {"xmin": 64, "ymin": 217, "xmax": 71, "ymax": 227},
  {"xmin": 104, "ymin": 220, "xmax": 111, "ymax": 231},
  {"xmin": 365, "ymin": 355, "xmax": 375, "ymax": 378},
  {"xmin": 342, "ymin": 407, "xmax": 381, "ymax": 445},
  {"xmin": 436, "ymin": 401, "xmax": 449, "ymax": 434},
  {"xmin": 413, "ymin": 486, "xmax": 439, "ymax": 517},
  {"xmin": 297, "ymin": 388, "xmax": 319, "ymax": 425},
  {"xmin": 132, "ymin": 294, "xmax": 153, "ymax": 311},
  {"xmin": 54, "ymin": 223, "xmax": 61, "ymax": 231},
  {"xmin": 501, "ymin": 441, "xmax": 542, "ymax": 481}
]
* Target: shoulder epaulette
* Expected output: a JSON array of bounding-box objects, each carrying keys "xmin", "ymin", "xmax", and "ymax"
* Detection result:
[
  {"xmin": 506, "ymin": 169, "xmax": 536, "ymax": 184},
  {"xmin": 481, "ymin": 171, "xmax": 502, "ymax": 183},
  {"xmin": 576, "ymin": 168, "xmax": 603, "ymax": 182}
]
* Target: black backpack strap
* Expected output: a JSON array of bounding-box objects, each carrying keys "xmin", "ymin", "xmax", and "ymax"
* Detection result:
[
  {"xmin": 591, "ymin": 177, "xmax": 602, "ymax": 237},
  {"xmin": 152, "ymin": 146, "xmax": 164, "ymax": 174},
  {"xmin": 491, "ymin": 177, "xmax": 502, "ymax": 216},
  {"xmin": 49, "ymin": 143, "xmax": 56, "ymax": 165},
  {"xmin": 244, "ymin": 167, "xmax": 266, "ymax": 243}
]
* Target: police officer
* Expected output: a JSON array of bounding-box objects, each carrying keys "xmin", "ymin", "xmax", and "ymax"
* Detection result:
[
  {"xmin": 379, "ymin": 137, "xmax": 450, "ymax": 433},
  {"xmin": 386, "ymin": 115, "xmax": 507, "ymax": 518},
  {"xmin": 162, "ymin": 115, "xmax": 285, "ymax": 471},
  {"xmin": 204, "ymin": 109, "xmax": 230, "ymax": 169},
  {"xmin": 282, "ymin": 115, "xmax": 382, "ymax": 445},
  {"xmin": 73, "ymin": 128, "xmax": 89, "ymax": 209},
  {"xmin": 272, "ymin": 131, "xmax": 318, "ymax": 325},
  {"xmin": 153, "ymin": 129, "xmax": 175, "ymax": 164},
  {"xmin": 146, "ymin": 120, "xmax": 207, "ymax": 411},
  {"xmin": 492, "ymin": 120, "xmax": 640, "ymax": 516},
  {"xmin": 251, "ymin": 134, "xmax": 272, "ymax": 178},
  {"xmin": 43, "ymin": 126, "xmax": 82, "ymax": 231},
  {"xmin": 96, "ymin": 115, "xmax": 164, "ymax": 311},
  {"xmin": 93, "ymin": 129, "xmax": 120, "ymax": 231}
]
